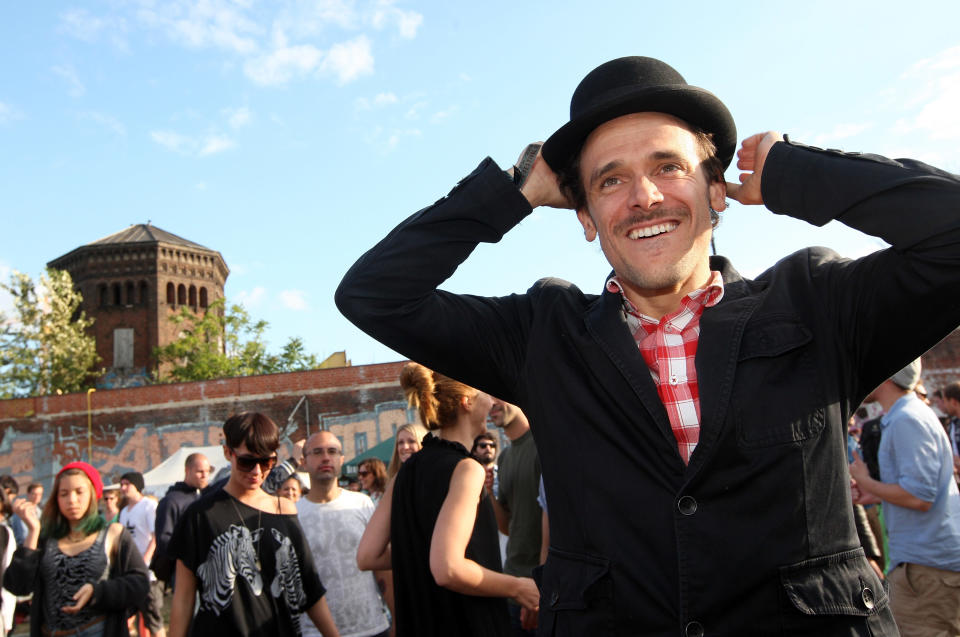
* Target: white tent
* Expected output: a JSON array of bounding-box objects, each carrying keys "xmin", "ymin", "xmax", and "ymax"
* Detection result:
[{"xmin": 141, "ymin": 445, "xmax": 229, "ymax": 498}]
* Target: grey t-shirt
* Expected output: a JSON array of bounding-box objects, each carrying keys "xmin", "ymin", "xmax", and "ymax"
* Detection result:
[{"xmin": 497, "ymin": 429, "xmax": 542, "ymax": 578}]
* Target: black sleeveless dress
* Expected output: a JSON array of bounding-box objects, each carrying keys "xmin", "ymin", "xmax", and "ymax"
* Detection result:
[{"xmin": 390, "ymin": 433, "xmax": 510, "ymax": 636}]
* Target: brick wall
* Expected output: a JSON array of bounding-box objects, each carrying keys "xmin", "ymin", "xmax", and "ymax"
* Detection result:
[{"xmin": 0, "ymin": 361, "xmax": 413, "ymax": 489}]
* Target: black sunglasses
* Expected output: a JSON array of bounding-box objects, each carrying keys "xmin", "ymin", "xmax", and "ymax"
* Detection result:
[
  {"xmin": 357, "ymin": 470, "xmax": 370, "ymax": 477},
  {"xmin": 475, "ymin": 442, "xmax": 496, "ymax": 449},
  {"xmin": 233, "ymin": 451, "xmax": 278, "ymax": 473}
]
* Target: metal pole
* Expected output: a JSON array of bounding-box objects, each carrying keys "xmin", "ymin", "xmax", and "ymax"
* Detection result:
[{"xmin": 87, "ymin": 387, "xmax": 96, "ymax": 462}]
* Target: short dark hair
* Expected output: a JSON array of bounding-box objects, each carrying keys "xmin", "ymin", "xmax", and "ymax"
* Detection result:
[
  {"xmin": 471, "ymin": 431, "xmax": 497, "ymax": 454},
  {"xmin": 557, "ymin": 123, "xmax": 724, "ymax": 226},
  {"xmin": 943, "ymin": 381, "xmax": 960, "ymax": 403},
  {"xmin": 223, "ymin": 412, "xmax": 280, "ymax": 457},
  {"xmin": 28, "ymin": 483, "xmax": 43, "ymax": 493},
  {"xmin": 0, "ymin": 475, "xmax": 18, "ymax": 495}
]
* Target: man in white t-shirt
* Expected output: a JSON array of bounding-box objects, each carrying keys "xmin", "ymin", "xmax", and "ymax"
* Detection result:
[
  {"xmin": 119, "ymin": 471, "xmax": 165, "ymax": 637},
  {"xmin": 298, "ymin": 431, "xmax": 391, "ymax": 637}
]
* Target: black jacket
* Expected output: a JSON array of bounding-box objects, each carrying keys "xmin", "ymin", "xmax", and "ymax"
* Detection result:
[
  {"xmin": 152, "ymin": 480, "xmax": 201, "ymax": 582},
  {"xmin": 4, "ymin": 525, "xmax": 149, "ymax": 637},
  {"xmin": 337, "ymin": 141, "xmax": 960, "ymax": 636}
]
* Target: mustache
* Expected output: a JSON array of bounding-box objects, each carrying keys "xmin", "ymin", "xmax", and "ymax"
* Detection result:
[{"xmin": 612, "ymin": 207, "xmax": 689, "ymax": 235}]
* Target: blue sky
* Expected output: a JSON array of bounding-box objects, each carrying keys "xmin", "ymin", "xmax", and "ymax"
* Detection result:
[{"xmin": 3, "ymin": 1, "xmax": 960, "ymax": 366}]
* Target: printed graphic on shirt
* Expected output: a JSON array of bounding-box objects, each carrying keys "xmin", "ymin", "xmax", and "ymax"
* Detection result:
[
  {"xmin": 196, "ymin": 524, "xmax": 264, "ymax": 615},
  {"xmin": 270, "ymin": 527, "xmax": 306, "ymax": 635}
]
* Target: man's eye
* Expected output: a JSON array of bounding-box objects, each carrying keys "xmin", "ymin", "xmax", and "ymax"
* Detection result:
[
  {"xmin": 660, "ymin": 164, "xmax": 682, "ymax": 175},
  {"xmin": 600, "ymin": 176, "xmax": 621, "ymax": 188}
]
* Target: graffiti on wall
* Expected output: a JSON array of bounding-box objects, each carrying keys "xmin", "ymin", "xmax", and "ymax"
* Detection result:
[{"xmin": 0, "ymin": 399, "xmax": 416, "ymax": 488}]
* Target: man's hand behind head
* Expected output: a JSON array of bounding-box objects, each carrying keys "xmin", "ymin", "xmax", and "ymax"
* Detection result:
[
  {"xmin": 514, "ymin": 143, "xmax": 575, "ymax": 210},
  {"xmin": 726, "ymin": 131, "xmax": 783, "ymax": 206}
]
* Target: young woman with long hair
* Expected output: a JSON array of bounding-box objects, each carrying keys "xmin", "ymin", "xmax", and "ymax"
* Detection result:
[
  {"xmin": 358, "ymin": 363, "xmax": 539, "ymax": 636},
  {"xmin": 168, "ymin": 412, "xmax": 340, "ymax": 637},
  {"xmin": 356, "ymin": 458, "xmax": 387, "ymax": 505},
  {"xmin": 4, "ymin": 462, "xmax": 150, "ymax": 637},
  {"xmin": 386, "ymin": 423, "xmax": 428, "ymax": 478}
]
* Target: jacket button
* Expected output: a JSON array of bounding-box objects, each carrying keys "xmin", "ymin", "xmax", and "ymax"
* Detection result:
[
  {"xmin": 685, "ymin": 621, "xmax": 704, "ymax": 637},
  {"xmin": 861, "ymin": 586, "xmax": 875, "ymax": 609},
  {"xmin": 549, "ymin": 591, "xmax": 560, "ymax": 607},
  {"xmin": 677, "ymin": 496, "xmax": 698, "ymax": 515}
]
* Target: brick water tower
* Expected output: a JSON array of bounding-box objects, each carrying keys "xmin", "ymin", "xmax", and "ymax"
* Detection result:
[{"xmin": 48, "ymin": 224, "xmax": 229, "ymax": 386}]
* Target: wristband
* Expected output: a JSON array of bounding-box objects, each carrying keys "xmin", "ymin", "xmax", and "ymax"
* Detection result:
[{"xmin": 512, "ymin": 143, "xmax": 543, "ymax": 189}]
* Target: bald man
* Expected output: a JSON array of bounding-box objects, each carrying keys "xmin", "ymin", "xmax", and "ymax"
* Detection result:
[{"xmin": 297, "ymin": 432, "xmax": 391, "ymax": 637}]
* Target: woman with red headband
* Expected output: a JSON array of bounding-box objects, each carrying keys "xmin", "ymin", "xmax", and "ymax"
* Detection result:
[{"xmin": 4, "ymin": 461, "xmax": 149, "ymax": 637}]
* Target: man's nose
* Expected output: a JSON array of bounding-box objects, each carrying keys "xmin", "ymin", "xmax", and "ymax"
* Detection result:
[{"xmin": 629, "ymin": 175, "xmax": 664, "ymax": 209}]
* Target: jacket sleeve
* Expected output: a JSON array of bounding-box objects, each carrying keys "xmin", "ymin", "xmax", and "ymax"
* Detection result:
[
  {"xmin": 761, "ymin": 141, "xmax": 960, "ymax": 395},
  {"xmin": 3, "ymin": 544, "xmax": 41, "ymax": 597},
  {"xmin": 335, "ymin": 157, "xmax": 538, "ymax": 400},
  {"xmin": 154, "ymin": 495, "xmax": 175, "ymax": 554},
  {"xmin": 90, "ymin": 527, "xmax": 149, "ymax": 612}
]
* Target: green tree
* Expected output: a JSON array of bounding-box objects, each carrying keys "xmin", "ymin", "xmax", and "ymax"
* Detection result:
[
  {"xmin": 154, "ymin": 298, "xmax": 320, "ymax": 382},
  {"xmin": 0, "ymin": 268, "xmax": 100, "ymax": 398}
]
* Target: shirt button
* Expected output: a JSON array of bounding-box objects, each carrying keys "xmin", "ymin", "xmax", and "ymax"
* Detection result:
[
  {"xmin": 677, "ymin": 496, "xmax": 698, "ymax": 516},
  {"xmin": 861, "ymin": 586, "xmax": 875, "ymax": 610},
  {"xmin": 685, "ymin": 621, "xmax": 704, "ymax": 637},
  {"xmin": 669, "ymin": 374, "xmax": 679, "ymax": 385}
]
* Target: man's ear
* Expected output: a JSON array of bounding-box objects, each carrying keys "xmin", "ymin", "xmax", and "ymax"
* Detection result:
[
  {"xmin": 709, "ymin": 180, "xmax": 727, "ymax": 212},
  {"xmin": 576, "ymin": 208, "xmax": 597, "ymax": 242}
]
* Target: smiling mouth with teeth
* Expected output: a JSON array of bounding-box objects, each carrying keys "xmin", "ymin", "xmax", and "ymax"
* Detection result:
[{"xmin": 627, "ymin": 222, "xmax": 678, "ymax": 239}]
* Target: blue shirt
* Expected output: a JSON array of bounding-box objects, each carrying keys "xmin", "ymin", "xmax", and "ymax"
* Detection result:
[{"xmin": 879, "ymin": 393, "xmax": 960, "ymax": 571}]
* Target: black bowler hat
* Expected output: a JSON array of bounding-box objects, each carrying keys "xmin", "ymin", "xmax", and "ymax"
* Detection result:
[{"xmin": 541, "ymin": 56, "xmax": 737, "ymax": 172}]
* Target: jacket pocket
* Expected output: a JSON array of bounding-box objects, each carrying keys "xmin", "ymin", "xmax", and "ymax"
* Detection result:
[
  {"xmin": 780, "ymin": 548, "xmax": 887, "ymax": 617},
  {"xmin": 734, "ymin": 314, "xmax": 825, "ymax": 448},
  {"xmin": 536, "ymin": 547, "xmax": 614, "ymax": 637}
]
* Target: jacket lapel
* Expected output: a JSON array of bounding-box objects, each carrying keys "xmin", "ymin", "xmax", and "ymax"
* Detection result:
[
  {"xmin": 584, "ymin": 280, "xmax": 679, "ymax": 458},
  {"xmin": 687, "ymin": 257, "xmax": 763, "ymax": 476}
]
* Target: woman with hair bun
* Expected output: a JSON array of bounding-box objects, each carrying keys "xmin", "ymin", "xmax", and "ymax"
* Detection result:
[
  {"xmin": 4, "ymin": 462, "xmax": 150, "ymax": 637},
  {"xmin": 358, "ymin": 363, "xmax": 539, "ymax": 636}
]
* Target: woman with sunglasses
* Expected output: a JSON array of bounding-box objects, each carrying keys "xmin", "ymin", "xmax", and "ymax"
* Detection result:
[
  {"xmin": 169, "ymin": 412, "xmax": 340, "ymax": 637},
  {"xmin": 356, "ymin": 459, "xmax": 387, "ymax": 505},
  {"xmin": 386, "ymin": 423, "xmax": 428, "ymax": 479},
  {"xmin": 4, "ymin": 461, "xmax": 150, "ymax": 637},
  {"xmin": 358, "ymin": 363, "xmax": 539, "ymax": 636}
]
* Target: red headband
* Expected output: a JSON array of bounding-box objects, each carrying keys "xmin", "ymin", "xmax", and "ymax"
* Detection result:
[{"xmin": 58, "ymin": 461, "xmax": 104, "ymax": 499}]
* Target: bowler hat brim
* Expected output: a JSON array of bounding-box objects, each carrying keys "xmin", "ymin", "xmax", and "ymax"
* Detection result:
[{"xmin": 541, "ymin": 84, "xmax": 737, "ymax": 173}]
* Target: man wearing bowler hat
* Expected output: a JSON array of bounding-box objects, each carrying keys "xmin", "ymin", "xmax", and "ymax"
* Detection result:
[{"xmin": 337, "ymin": 56, "xmax": 960, "ymax": 634}]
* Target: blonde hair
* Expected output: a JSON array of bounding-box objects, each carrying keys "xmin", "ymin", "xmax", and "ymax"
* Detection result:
[{"xmin": 387, "ymin": 422, "xmax": 428, "ymax": 478}]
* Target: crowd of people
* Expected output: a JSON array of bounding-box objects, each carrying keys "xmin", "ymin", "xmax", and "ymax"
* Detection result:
[{"xmin": 4, "ymin": 54, "xmax": 960, "ymax": 636}]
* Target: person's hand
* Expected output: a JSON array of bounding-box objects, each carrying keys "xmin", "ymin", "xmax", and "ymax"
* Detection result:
[
  {"xmin": 849, "ymin": 450, "xmax": 869, "ymax": 484},
  {"xmin": 726, "ymin": 131, "xmax": 783, "ymax": 206},
  {"xmin": 62, "ymin": 583, "xmax": 94, "ymax": 614},
  {"xmin": 512, "ymin": 576, "xmax": 540, "ymax": 612},
  {"xmin": 511, "ymin": 143, "xmax": 574, "ymax": 210},
  {"xmin": 483, "ymin": 466, "xmax": 495, "ymax": 494},
  {"xmin": 11, "ymin": 498, "xmax": 40, "ymax": 532},
  {"xmin": 292, "ymin": 439, "xmax": 306, "ymax": 466},
  {"xmin": 520, "ymin": 606, "xmax": 539, "ymax": 630}
]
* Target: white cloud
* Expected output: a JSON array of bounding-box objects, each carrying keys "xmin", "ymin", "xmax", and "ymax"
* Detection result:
[
  {"xmin": 223, "ymin": 106, "xmax": 252, "ymax": 128},
  {"xmin": 0, "ymin": 101, "xmax": 22, "ymax": 124},
  {"xmin": 52, "ymin": 65, "xmax": 86, "ymax": 98},
  {"xmin": 150, "ymin": 130, "xmax": 236, "ymax": 156},
  {"xmin": 892, "ymin": 46, "xmax": 960, "ymax": 141},
  {"xmin": 370, "ymin": 2, "xmax": 422, "ymax": 38},
  {"xmin": 150, "ymin": 130, "xmax": 192, "ymax": 153},
  {"xmin": 234, "ymin": 286, "xmax": 266, "ymax": 308},
  {"xmin": 355, "ymin": 91, "xmax": 397, "ymax": 110},
  {"xmin": 195, "ymin": 182, "xmax": 207, "ymax": 190},
  {"xmin": 243, "ymin": 42, "xmax": 324, "ymax": 86},
  {"xmin": 809, "ymin": 122, "xmax": 872, "ymax": 148},
  {"xmin": 321, "ymin": 35, "xmax": 374, "ymax": 84},
  {"xmin": 58, "ymin": 8, "xmax": 129, "ymax": 49},
  {"xmin": 385, "ymin": 128, "xmax": 420, "ymax": 152},
  {"xmin": 199, "ymin": 135, "xmax": 237, "ymax": 155},
  {"xmin": 279, "ymin": 289, "xmax": 308, "ymax": 311},
  {"xmin": 81, "ymin": 111, "xmax": 127, "ymax": 136},
  {"xmin": 134, "ymin": 0, "xmax": 261, "ymax": 55}
]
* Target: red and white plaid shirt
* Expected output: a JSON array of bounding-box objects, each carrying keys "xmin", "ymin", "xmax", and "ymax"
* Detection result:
[{"xmin": 607, "ymin": 272, "xmax": 725, "ymax": 464}]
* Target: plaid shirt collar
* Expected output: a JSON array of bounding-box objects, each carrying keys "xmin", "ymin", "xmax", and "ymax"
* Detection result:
[{"xmin": 606, "ymin": 271, "xmax": 725, "ymax": 322}]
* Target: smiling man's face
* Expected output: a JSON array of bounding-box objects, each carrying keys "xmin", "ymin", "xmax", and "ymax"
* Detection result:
[{"xmin": 576, "ymin": 112, "xmax": 725, "ymax": 311}]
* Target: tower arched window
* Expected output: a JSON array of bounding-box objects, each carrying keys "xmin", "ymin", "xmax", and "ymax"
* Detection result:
[
  {"xmin": 112, "ymin": 283, "xmax": 122, "ymax": 306},
  {"xmin": 199, "ymin": 287, "xmax": 208, "ymax": 309},
  {"xmin": 188, "ymin": 285, "xmax": 197, "ymax": 308},
  {"xmin": 177, "ymin": 284, "xmax": 187, "ymax": 305},
  {"xmin": 125, "ymin": 281, "xmax": 135, "ymax": 306},
  {"xmin": 166, "ymin": 282, "xmax": 175, "ymax": 305},
  {"xmin": 139, "ymin": 281, "xmax": 149, "ymax": 306},
  {"xmin": 98, "ymin": 284, "xmax": 108, "ymax": 307}
]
